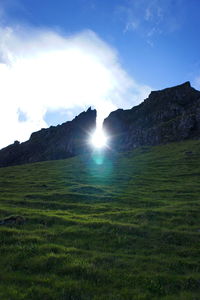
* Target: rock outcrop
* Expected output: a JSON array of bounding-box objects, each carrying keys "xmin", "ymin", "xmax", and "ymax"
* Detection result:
[
  {"xmin": 0, "ymin": 107, "xmax": 96, "ymax": 167},
  {"xmin": 1, "ymin": 82, "xmax": 200, "ymax": 167},
  {"xmin": 103, "ymin": 82, "xmax": 200, "ymax": 151}
]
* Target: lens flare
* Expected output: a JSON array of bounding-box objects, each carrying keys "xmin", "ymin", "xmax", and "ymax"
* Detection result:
[{"xmin": 90, "ymin": 129, "xmax": 108, "ymax": 149}]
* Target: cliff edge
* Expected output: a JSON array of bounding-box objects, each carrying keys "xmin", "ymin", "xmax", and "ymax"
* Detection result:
[{"xmin": 103, "ymin": 82, "xmax": 200, "ymax": 151}]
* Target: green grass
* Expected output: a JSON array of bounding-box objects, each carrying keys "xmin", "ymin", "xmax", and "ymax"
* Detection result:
[{"xmin": 0, "ymin": 139, "xmax": 200, "ymax": 299}]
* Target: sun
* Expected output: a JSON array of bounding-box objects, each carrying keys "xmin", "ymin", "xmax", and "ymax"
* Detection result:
[{"xmin": 90, "ymin": 129, "xmax": 108, "ymax": 149}]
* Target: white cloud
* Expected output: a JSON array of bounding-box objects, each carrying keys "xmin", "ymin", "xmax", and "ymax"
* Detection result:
[
  {"xmin": 0, "ymin": 26, "xmax": 151, "ymax": 149},
  {"xmin": 117, "ymin": 0, "xmax": 184, "ymax": 43},
  {"xmin": 124, "ymin": 21, "xmax": 139, "ymax": 33}
]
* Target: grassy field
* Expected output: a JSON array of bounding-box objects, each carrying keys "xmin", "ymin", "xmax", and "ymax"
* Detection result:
[{"xmin": 0, "ymin": 139, "xmax": 200, "ymax": 300}]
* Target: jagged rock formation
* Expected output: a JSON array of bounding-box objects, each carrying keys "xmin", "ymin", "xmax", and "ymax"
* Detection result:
[
  {"xmin": 0, "ymin": 82, "xmax": 200, "ymax": 167},
  {"xmin": 0, "ymin": 108, "xmax": 96, "ymax": 167},
  {"xmin": 103, "ymin": 82, "xmax": 200, "ymax": 151}
]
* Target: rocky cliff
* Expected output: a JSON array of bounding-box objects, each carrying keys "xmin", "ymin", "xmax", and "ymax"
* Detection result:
[
  {"xmin": 103, "ymin": 82, "xmax": 200, "ymax": 151},
  {"xmin": 1, "ymin": 82, "xmax": 200, "ymax": 167},
  {"xmin": 0, "ymin": 108, "xmax": 96, "ymax": 167}
]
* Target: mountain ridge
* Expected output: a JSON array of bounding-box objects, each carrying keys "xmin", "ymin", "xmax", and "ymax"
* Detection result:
[
  {"xmin": 0, "ymin": 107, "xmax": 96, "ymax": 167},
  {"xmin": 1, "ymin": 81, "xmax": 200, "ymax": 167},
  {"xmin": 103, "ymin": 81, "xmax": 200, "ymax": 151}
]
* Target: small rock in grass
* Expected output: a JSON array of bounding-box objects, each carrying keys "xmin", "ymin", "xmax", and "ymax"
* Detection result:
[{"xmin": 0, "ymin": 216, "xmax": 26, "ymax": 225}]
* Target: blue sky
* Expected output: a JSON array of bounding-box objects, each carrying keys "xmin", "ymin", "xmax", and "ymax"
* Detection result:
[{"xmin": 0, "ymin": 0, "xmax": 200, "ymax": 148}]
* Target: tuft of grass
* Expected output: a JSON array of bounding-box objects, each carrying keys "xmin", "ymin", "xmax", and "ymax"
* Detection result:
[{"xmin": 0, "ymin": 139, "xmax": 200, "ymax": 299}]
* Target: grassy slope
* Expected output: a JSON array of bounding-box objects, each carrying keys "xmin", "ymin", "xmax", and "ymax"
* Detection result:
[{"xmin": 0, "ymin": 140, "xmax": 200, "ymax": 300}]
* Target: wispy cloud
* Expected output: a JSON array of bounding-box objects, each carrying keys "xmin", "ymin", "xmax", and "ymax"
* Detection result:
[
  {"xmin": 117, "ymin": 0, "xmax": 184, "ymax": 45},
  {"xmin": 193, "ymin": 76, "xmax": 200, "ymax": 90},
  {"xmin": 0, "ymin": 25, "xmax": 151, "ymax": 149}
]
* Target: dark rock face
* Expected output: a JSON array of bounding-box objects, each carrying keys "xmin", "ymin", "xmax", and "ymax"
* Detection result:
[
  {"xmin": 103, "ymin": 82, "xmax": 200, "ymax": 151},
  {"xmin": 0, "ymin": 108, "xmax": 96, "ymax": 167},
  {"xmin": 1, "ymin": 82, "xmax": 200, "ymax": 167}
]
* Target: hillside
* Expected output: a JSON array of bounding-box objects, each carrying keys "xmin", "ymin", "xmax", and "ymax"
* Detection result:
[
  {"xmin": 0, "ymin": 139, "xmax": 200, "ymax": 299},
  {"xmin": 1, "ymin": 82, "xmax": 200, "ymax": 167},
  {"xmin": 104, "ymin": 82, "xmax": 200, "ymax": 151},
  {"xmin": 0, "ymin": 108, "xmax": 96, "ymax": 167}
]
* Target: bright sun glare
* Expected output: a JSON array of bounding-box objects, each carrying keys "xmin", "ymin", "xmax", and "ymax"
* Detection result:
[{"xmin": 90, "ymin": 129, "xmax": 108, "ymax": 149}]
